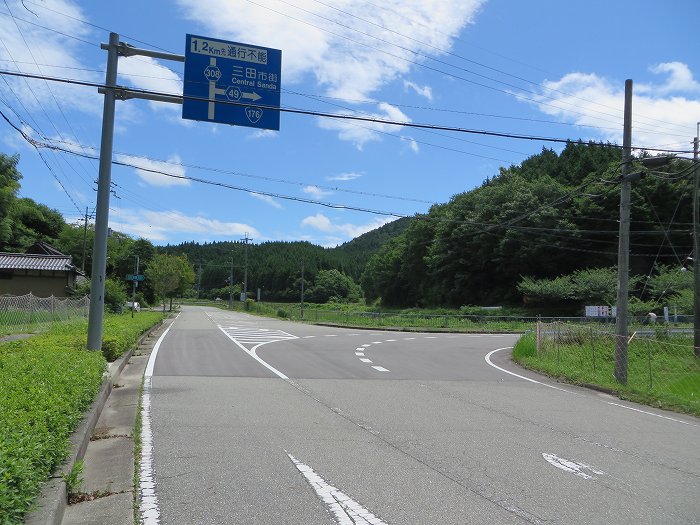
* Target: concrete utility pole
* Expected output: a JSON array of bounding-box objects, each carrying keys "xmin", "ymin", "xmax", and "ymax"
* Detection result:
[
  {"xmin": 241, "ymin": 233, "xmax": 251, "ymax": 300},
  {"xmin": 87, "ymin": 32, "xmax": 119, "ymax": 351},
  {"xmin": 693, "ymin": 124, "xmax": 700, "ymax": 358},
  {"xmin": 614, "ymin": 79, "xmax": 634, "ymax": 385},
  {"xmin": 131, "ymin": 254, "xmax": 139, "ymax": 319},
  {"xmin": 229, "ymin": 253, "xmax": 234, "ymax": 310},
  {"xmin": 300, "ymin": 262, "xmax": 305, "ymax": 320},
  {"xmin": 81, "ymin": 206, "xmax": 89, "ymax": 273}
]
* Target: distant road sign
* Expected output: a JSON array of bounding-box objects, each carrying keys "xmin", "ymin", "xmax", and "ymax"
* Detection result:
[
  {"xmin": 126, "ymin": 274, "xmax": 145, "ymax": 281},
  {"xmin": 182, "ymin": 34, "xmax": 281, "ymax": 130}
]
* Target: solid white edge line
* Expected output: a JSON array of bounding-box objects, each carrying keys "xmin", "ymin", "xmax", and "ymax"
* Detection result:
[
  {"xmin": 484, "ymin": 347, "xmax": 572, "ymax": 393},
  {"xmin": 144, "ymin": 313, "xmax": 179, "ymax": 378},
  {"xmin": 607, "ymin": 402, "xmax": 697, "ymax": 427},
  {"xmin": 140, "ymin": 312, "xmax": 179, "ymax": 525},
  {"xmin": 485, "ymin": 348, "xmax": 700, "ymax": 427},
  {"xmin": 218, "ymin": 326, "xmax": 289, "ymax": 379}
]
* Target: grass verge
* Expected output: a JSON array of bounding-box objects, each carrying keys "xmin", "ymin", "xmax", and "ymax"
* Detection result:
[
  {"xmin": 513, "ymin": 332, "xmax": 700, "ymax": 417},
  {"xmin": 0, "ymin": 312, "xmax": 163, "ymax": 524}
]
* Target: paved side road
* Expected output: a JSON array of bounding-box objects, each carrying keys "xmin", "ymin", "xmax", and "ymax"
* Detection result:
[{"xmin": 142, "ymin": 307, "xmax": 699, "ymax": 524}]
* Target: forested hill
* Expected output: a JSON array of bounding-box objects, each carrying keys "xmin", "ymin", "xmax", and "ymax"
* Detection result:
[
  {"xmin": 360, "ymin": 142, "xmax": 695, "ymax": 307},
  {"xmin": 160, "ymin": 217, "xmax": 412, "ymax": 301}
]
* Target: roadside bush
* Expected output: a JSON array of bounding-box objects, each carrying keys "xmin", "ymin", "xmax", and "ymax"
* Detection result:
[{"xmin": 0, "ymin": 311, "xmax": 163, "ymax": 523}]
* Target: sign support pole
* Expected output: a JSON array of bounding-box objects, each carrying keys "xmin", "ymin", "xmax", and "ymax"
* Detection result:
[{"xmin": 87, "ymin": 32, "xmax": 119, "ymax": 351}]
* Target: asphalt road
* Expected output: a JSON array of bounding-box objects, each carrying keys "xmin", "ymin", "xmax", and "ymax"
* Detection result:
[{"xmin": 143, "ymin": 306, "xmax": 700, "ymax": 524}]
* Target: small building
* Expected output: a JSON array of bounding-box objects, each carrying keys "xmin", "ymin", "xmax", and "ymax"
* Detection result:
[{"xmin": 0, "ymin": 242, "xmax": 85, "ymax": 297}]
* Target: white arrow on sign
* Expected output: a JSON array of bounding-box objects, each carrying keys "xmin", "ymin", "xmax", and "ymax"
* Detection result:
[{"xmin": 242, "ymin": 91, "xmax": 261, "ymax": 101}]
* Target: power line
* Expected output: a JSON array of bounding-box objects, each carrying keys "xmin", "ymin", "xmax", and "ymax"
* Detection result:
[{"xmin": 0, "ymin": 69, "xmax": 693, "ymax": 154}]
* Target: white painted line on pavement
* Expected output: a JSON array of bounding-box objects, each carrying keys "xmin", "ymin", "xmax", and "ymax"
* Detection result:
[
  {"xmin": 360, "ymin": 358, "xmax": 372, "ymax": 363},
  {"xmin": 372, "ymin": 366, "xmax": 390, "ymax": 372},
  {"xmin": 287, "ymin": 453, "xmax": 388, "ymax": 525},
  {"xmin": 542, "ymin": 453, "xmax": 605, "ymax": 480},
  {"xmin": 355, "ymin": 352, "xmax": 364, "ymax": 356},
  {"xmin": 361, "ymin": 344, "xmax": 371, "ymax": 347},
  {"xmin": 218, "ymin": 326, "xmax": 290, "ymax": 379},
  {"xmin": 325, "ymin": 334, "xmax": 338, "ymax": 337},
  {"xmin": 145, "ymin": 313, "xmax": 179, "ymax": 378},
  {"xmin": 607, "ymin": 402, "xmax": 697, "ymax": 427},
  {"xmin": 486, "ymin": 348, "xmax": 700, "ymax": 428},
  {"xmin": 404, "ymin": 337, "xmax": 416, "ymax": 340},
  {"xmin": 139, "ymin": 313, "xmax": 179, "ymax": 525},
  {"xmin": 484, "ymin": 347, "xmax": 572, "ymax": 393},
  {"xmin": 385, "ymin": 339, "xmax": 397, "ymax": 342},
  {"xmin": 355, "ymin": 347, "xmax": 364, "ymax": 351},
  {"xmin": 372, "ymin": 341, "xmax": 383, "ymax": 344}
]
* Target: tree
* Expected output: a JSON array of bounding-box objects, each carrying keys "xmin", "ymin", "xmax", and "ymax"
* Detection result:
[
  {"xmin": 0, "ymin": 153, "xmax": 21, "ymax": 250},
  {"xmin": 145, "ymin": 253, "xmax": 194, "ymax": 311},
  {"xmin": 309, "ymin": 269, "xmax": 361, "ymax": 303}
]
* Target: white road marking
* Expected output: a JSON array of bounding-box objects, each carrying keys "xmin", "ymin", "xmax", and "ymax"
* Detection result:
[
  {"xmin": 217, "ymin": 325, "xmax": 297, "ymax": 380},
  {"xmin": 404, "ymin": 337, "xmax": 416, "ymax": 340},
  {"xmin": 140, "ymin": 313, "xmax": 180, "ymax": 525},
  {"xmin": 372, "ymin": 341, "xmax": 383, "ymax": 344},
  {"xmin": 542, "ymin": 453, "xmax": 605, "ymax": 480},
  {"xmin": 484, "ymin": 347, "xmax": 573, "ymax": 393},
  {"xmin": 355, "ymin": 348, "xmax": 365, "ymax": 351},
  {"xmin": 325, "ymin": 334, "xmax": 338, "ymax": 337},
  {"xmin": 607, "ymin": 402, "xmax": 698, "ymax": 427},
  {"xmin": 360, "ymin": 358, "xmax": 372, "ymax": 363},
  {"xmin": 486, "ymin": 348, "xmax": 699, "ymax": 427},
  {"xmin": 385, "ymin": 339, "xmax": 397, "ymax": 342},
  {"xmin": 355, "ymin": 352, "xmax": 365, "ymax": 356},
  {"xmin": 372, "ymin": 366, "xmax": 390, "ymax": 372},
  {"xmin": 304, "ymin": 335, "xmax": 316, "ymax": 339},
  {"xmin": 287, "ymin": 453, "xmax": 388, "ymax": 525},
  {"xmin": 424, "ymin": 336, "xmax": 437, "ymax": 339},
  {"xmin": 361, "ymin": 344, "xmax": 371, "ymax": 347}
]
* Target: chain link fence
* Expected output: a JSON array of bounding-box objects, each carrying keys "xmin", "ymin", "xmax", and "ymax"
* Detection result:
[
  {"xmin": 534, "ymin": 320, "xmax": 700, "ymax": 414},
  {"xmin": 0, "ymin": 293, "xmax": 90, "ymax": 335}
]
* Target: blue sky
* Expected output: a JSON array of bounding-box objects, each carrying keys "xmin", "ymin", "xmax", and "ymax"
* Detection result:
[{"xmin": 1, "ymin": 0, "xmax": 698, "ymax": 247}]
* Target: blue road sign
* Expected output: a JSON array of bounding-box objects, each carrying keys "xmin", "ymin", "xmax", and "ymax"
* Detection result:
[
  {"xmin": 126, "ymin": 274, "xmax": 145, "ymax": 281},
  {"xmin": 182, "ymin": 34, "xmax": 281, "ymax": 130}
]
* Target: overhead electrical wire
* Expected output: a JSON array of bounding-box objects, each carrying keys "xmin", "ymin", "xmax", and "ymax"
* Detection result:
[
  {"xmin": 6, "ymin": 2, "xmax": 694, "ymax": 144},
  {"xmin": 0, "ymin": 69, "xmax": 693, "ymax": 155}
]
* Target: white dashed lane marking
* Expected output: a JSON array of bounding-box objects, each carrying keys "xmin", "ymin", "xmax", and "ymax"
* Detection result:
[{"xmin": 372, "ymin": 366, "xmax": 390, "ymax": 372}]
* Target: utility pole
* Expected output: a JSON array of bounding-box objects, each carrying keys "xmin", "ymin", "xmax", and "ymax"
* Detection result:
[
  {"xmin": 87, "ymin": 32, "xmax": 119, "ymax": 351},
  {"xmin": 241, "ymin": 233, "xmax": 251, "ymax": 301},
  {"xmin": 300, "ymin": 262, "xmax": 305, "ymax": 320},
  {"xmin": 229, "ymin": 253, "xmax": 234, "ymax": 310},
  {"xmin": 693, "ymin": 124, "xmax": 699, "ymax": 358},
  {"xmin": 614, "ymin": 79, "xmax": 634, "ymax": 385},
  {"xmin": 131, "ymin": 254, "xmax": 139, "ymax": 319},
  {"xmin": 197, "ymin": 263, "xmax": 202, "ymax": 300},
  {"xmin": 81, "ymin": 206, "xmax": 89, "ymax": 273}
]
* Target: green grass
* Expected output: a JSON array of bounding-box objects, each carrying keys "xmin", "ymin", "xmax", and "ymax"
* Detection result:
[
  {"xmin": 513, "ymin": 332, "xmax": 700, "ymax": 417},
  {"xmin": 0, "ymin": 312, "xmax": 163, "ymax": 524}
]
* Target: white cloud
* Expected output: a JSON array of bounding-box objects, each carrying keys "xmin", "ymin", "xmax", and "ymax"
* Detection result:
[
  {"xmin": 318, "ymin": 102, "xmax": 411, "ymax": 148},
  {"xmin": 303, "ymin": 185, "xmax": 333, "ymax": 199},
  {"xmin": 249, "ymin": 192, "xmax": 282, "ymax": 208},
  {"xmin": 118, "ymin": 56, "xmax": 183, "ymax": 113},
  {"xmin": 301, "ymin": 212, "xmax": 395, "ymax": 239},
  {"xmin": 326, "ymin": 171, "xmax": 363, "ymax": 181},
  {"xmin": 115, "ymin": 154, "xmax": 190, "ymax": 187},
  {"xmin": 177, "ymin": 0, "xmax": 483, "ymax": 100},
  {"xmin": 0, "ymin": 1, "xmax": 102, "ymax": 116},
  {"xmin": 110, "ymin": 207, "xmax": 260, "ymax": 242},
  {"xmin": 248, "ymin": 129, "xmax": 278, "ymax": 140},
  {"xmin": 403, "ymin": 80, "xmax": 433, "ymax": 101},
  {"xmin": 403, "ymin": 135, "xmax": 420, "ymax": 153},
  {"xmin": 644, "ymin": 62, "xmax": 700, "ymax": 95},
  {"xmin": 524, "ymin": 64, "xmax": 700, "ymax": 149}
]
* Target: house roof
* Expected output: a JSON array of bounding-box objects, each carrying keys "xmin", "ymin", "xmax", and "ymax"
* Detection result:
[
  {"xmin": 25, "ymin": 241, "xmax": 65, "ymax": 256},
  {"xmin": 0, "ymin": 253, "xmax": 76, "ymax": 272}
]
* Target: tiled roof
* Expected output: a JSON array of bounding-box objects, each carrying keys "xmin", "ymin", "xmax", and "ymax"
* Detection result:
[{"xmin": 0, "ymin": 253, "xmax": 75, "ymax": 272}]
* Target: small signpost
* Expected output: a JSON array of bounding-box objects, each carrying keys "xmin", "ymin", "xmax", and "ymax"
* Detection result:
[
  {"xmin": 126, "ymin": 274, "xmax": 145, "ymax": 282},
  {"xmin": 182, "ymin": 34, "xmax": 281, "ymax": 130}
]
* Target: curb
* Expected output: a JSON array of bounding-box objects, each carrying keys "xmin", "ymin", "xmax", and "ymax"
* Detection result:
[{"xmin": 25, "ymin": 320, "xmax": 164, "ymax": 525}]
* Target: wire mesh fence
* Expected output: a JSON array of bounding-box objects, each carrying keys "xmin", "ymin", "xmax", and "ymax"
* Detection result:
[
  {"xmin": 534, "ymin": 320, "xmax": 700, "ymax": 415},
  {"xmin": 0, "ymin": 293, "xmax": 90, "ymax": 335}
]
